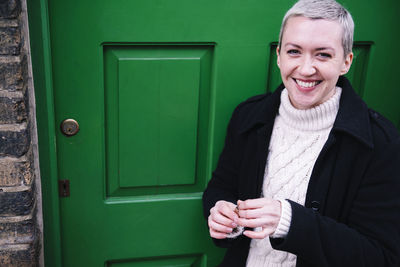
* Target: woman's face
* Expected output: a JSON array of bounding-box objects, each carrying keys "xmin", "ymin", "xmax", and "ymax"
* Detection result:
[{"xmin": 277, "ymin": 16, "xmax": 353, "ymax": 109}]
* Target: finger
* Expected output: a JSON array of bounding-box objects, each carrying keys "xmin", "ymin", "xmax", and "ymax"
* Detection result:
[
  {"xmin": 237, "ymin": 198, "xmax": 272, "ymax": 210},
  {"xmin": 208, "ymin": 217, "xmax": 234, "ymax": 234},
  {"xmin": 243, "ymin": 227, "xmax": 275, "ymax": 239},
  {"xmin": 236, "ymin": 217, "xmax": 273, "ymax": 228},
  {"xmin": 217, "ymin": 203, "xmax": 238, "ymax": 221},
  {"xmin": 212, "ymin": 205, "xmax": 238, "ymax": 223},
  {"xmin": 216, "ymin": 200, "xmax": 237, "ymax": 210},
  {"xmin": 211, "ymin": 211, "xmax": 237, "ymax": 227},
  {"xmin": 209, "ymin": 228, "xmax": 228, "ymax": 239},
  {"xmin": 238, "ymin": 208, "xmax": 263, "ymax": 219},
  {"xmin": 224, "ymin": 201, "xmax": 237, "ymax": 210},
  {"xmin": 238, "ymin": 206, "xmax": 280, "ymax": 219}
]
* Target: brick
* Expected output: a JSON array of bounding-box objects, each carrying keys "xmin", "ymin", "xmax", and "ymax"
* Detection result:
[
  {"xmin": 0, "ymin": 95, "xmax": 26, "ymax": 123},
  {"xmin": 0, "ymin": 218, "xmax": 35, "ymax": 245},
  {"xmin": 0, "ymin": 124, "xmax": 30, "ymax": 157},
  {"xmin": 0, "ymin": 243, "xmax": 39, "ymax": 267},
  {"xmin": 0, "ymin": 156, "xmax": 33, "ymax": 186},
  {"xmin": 0, "ymin": 184, "xmax": 34, "ymax": 216},
  {"xmin": 0, "ymin": 0, "xmax": 20, "ymax": 19},
  {"xmin": 0, "ymin": 55, "xmax": 25, "ymax": 91},
  {"xmin": 0, "ymin": 25, "xmax": 21, "ymax": 55}
]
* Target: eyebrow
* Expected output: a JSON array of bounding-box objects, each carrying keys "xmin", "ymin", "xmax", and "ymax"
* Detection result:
[
  {"xmin": 316, "ymin": 47, "xmax": 335, "ymax": 52},
  {"xmin": 285, "ymin": 43, "xmax": 301, "ymax": 49},
  {"xmin": 285, "ymin": 43, "xmax": 335, "ymax": 51}
]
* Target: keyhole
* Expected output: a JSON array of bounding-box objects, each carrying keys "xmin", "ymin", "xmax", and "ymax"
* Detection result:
[
  {"xmin": 60, "ymin": 119, "xmax": 79, "ymax": 136},
  {"xmin": 63, "ymin": 182, "xmax": 68, "ymax": 194}
]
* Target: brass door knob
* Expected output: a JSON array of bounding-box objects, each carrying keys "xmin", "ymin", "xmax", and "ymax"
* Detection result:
[{"xmin": 60, "ymin": 119, "xmax": 80, "ymax": 136}]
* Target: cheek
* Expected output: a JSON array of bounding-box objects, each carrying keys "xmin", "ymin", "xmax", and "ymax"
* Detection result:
[
  {"xmin": 322, "ymin": 61, "xmax": 346, "ymax": 78},
  {"xmin": 279, "ymin": 60, "xmax": 295, "ymax": 77},
  {"xmin": 323, "ymin": 68, "xmax": 342, "ymax": 82}
]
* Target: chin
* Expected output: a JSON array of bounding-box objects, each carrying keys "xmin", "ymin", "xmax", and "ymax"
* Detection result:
[{"xmin": 291, "ymin": 96, "xmax": 318, "ymax": 110}]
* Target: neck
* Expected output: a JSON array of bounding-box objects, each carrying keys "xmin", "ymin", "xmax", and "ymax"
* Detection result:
[{"xmin": 279, "ymin": 87, "xmax": 342, "ymax": 131}]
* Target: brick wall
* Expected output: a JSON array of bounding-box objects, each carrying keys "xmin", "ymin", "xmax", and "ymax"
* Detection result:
[{"xmin": 0, "ymin": 0, "xmax": 41, "ymax": 266}]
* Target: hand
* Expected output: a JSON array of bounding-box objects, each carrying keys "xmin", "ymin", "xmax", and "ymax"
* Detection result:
[
  {"xmin": 208, "ymin": 200, "xmax": 239, "ymax": 239},
  {"xmin": 236, "ymin": 198, "xmax": 281, "ymax": 239}
]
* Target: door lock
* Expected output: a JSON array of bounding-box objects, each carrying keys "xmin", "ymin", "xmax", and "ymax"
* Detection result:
[
  {"xmin": 60, "ymin": 119, "xmax": 80, "ymax": 136},
  {"xmin": 58, "ymin": 179, "xmax": 70, "ymax": 197}
]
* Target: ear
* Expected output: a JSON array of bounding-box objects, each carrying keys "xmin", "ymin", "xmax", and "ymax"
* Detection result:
[
  {"xmin": 276, "ymin": 46, "xmax": 281, "ymax": 68},
  {"xmin": 340, "ymin": 52, "xmax": 353, "ymax": 75}
]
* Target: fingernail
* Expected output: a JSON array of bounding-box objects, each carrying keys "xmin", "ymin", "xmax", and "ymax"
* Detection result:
[
  {"xmin": 234, "ymin": 207, "xmax": 239, "ymax": 215},
  {"xmin": 232, "ymin": 223, "xmax": 237, "ymax": 227}
]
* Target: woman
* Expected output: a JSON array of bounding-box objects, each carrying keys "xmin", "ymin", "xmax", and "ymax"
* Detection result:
[{"xmin": 202, "ymin": 0, "xmax": 400, "ymax": 266}]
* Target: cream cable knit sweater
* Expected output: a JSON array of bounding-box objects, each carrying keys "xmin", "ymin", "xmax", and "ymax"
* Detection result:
[{"xmin": 246, "ymin": 87, "xmax": 342, "ymax": 267}]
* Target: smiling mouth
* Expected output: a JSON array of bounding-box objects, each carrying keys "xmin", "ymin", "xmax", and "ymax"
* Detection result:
[{"xmin": 294, "ymin": 79, "xmax": 322, "ymax": 88}]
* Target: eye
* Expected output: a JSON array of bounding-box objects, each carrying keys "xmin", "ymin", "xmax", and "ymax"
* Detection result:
[
  {"xmin": 317, "ymin": 52, "xmax": 332, "ymax": 59},
  {"xmin": 287, "ymin": 49, "xmax": 300, "ymax": 56}
]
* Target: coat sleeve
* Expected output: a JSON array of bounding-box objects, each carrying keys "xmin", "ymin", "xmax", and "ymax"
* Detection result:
[
  {"xmin": 202, "ymin": 106, "xmax": 242, "ymax": 248},
  {"xmin": 270, "ymin": 138, "xmax": 400, "ymax": 266}
]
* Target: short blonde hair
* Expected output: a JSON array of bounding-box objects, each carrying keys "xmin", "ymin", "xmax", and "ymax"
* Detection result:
[{"xmin": 278, "ymin": 0, "xmax": 354, "ymax": 56}]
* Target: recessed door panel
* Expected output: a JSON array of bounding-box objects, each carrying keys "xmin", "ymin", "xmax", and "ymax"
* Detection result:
[
  {"xmin": 118, "ymin": 57, "xmax": 199, "ymax": 188},
  {"xmin": 105, "ymin": 45, "xmax": 213, "ymax": 197},
  {"xmin": 106, "ymin": 254, "xmax": 205, "ymax": 267},
  {"xmin": 108, "ymin": 46, "xmax": 201, "ymax": 189}
]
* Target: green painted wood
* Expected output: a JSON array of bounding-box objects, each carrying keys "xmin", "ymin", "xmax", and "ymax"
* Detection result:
[
  {"xmin": 116, "ymin": 48, "xmax": 200, "ymax": 188},
  {"xmin": 105, "ymin": 45, "xmax": 213, "ymax": 197},
  {"xmin": 106, "ymin": 254, "xmax": 205, "ymax": 267},
  {"xmin": 29, "ymin": 0, "xmax": 400, "ymax": 266},
  {"xmin": 26, "ymin": 0, "xmax": 63, "ymax": 266}
]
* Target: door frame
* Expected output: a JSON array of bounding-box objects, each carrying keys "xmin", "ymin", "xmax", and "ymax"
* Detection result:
[
  {"xmin": 28, "ymin": 0, "xmax": 62, "ymax": 266},
  {"xmin": 27, "ymin": 1, "xmax": 400, "ymax": 266}
]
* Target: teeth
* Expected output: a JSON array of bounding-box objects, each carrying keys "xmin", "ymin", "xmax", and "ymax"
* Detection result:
[{"xmin": 296, "ymin": 79, "xmax": 318, "ymax": 88}]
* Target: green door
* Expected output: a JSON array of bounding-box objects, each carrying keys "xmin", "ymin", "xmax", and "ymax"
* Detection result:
[{"xmin": 37, "ymin": 0, "xmax": 400, "ymax": 266}]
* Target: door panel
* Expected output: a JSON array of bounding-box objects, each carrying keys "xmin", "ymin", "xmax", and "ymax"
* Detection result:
[
  {"xmin": 47, "ymin": 0, "xmax": 400, "ymax": 266},
  {"xmin": 104, "ymin": 45, "xmax": 213, "ymax": 197},
  {"xmin": 106, "ymin": 254, "xmax": 205, "ymax": 267}
]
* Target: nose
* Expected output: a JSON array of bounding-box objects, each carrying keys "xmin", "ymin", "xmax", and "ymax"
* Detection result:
[{"xmin": 298, "ymin": 56, "xmax": 316, "ymax": 76}]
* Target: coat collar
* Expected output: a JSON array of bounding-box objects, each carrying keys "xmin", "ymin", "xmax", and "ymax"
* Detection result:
[{"xmin": 239, "ymin": 76, "xmax": 374, "ymax": 148}]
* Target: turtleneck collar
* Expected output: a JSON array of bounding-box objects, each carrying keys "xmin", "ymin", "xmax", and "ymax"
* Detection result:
[{"xmin": 279, "ymin": 87, "xmax": 342, "ymax": 131}]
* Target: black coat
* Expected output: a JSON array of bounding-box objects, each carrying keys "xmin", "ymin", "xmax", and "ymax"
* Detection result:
[{"xmin": 202, "ymin": 76, "xmax": 400, "ymax": 267}]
